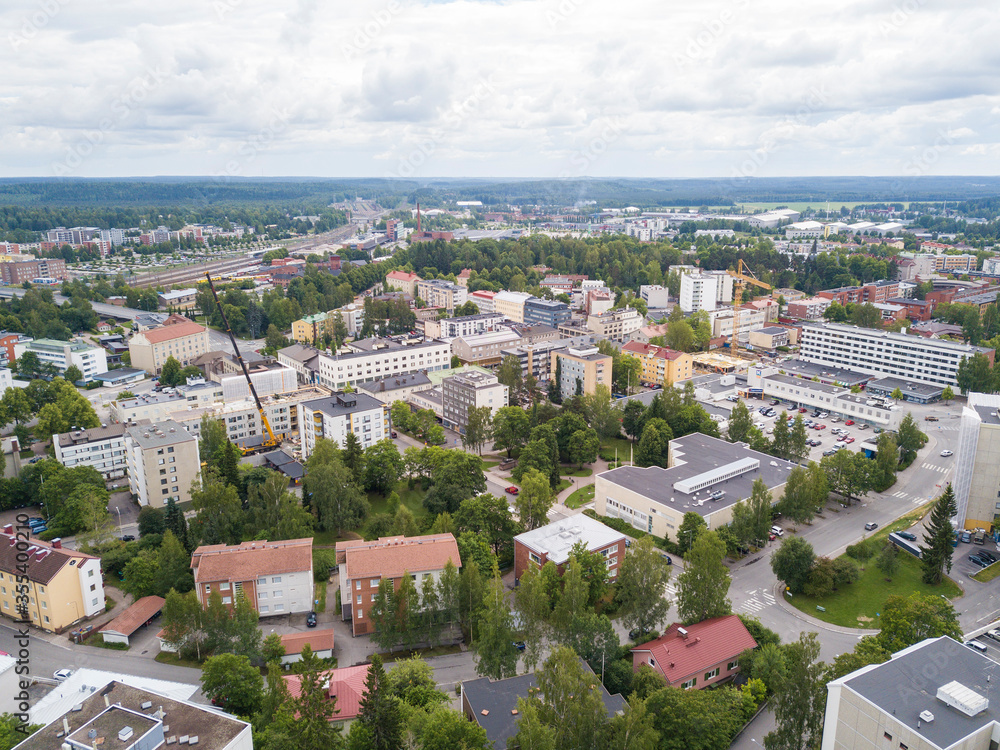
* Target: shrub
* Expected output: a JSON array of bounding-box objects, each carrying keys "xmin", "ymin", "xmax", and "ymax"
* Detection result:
[
  {"xmin": 846, "ymin": 539, "xmax": 877, "ymax": 562},
  {"xmin": 313, "ymin": 549, "xmax": 338, "ymax": 583}
]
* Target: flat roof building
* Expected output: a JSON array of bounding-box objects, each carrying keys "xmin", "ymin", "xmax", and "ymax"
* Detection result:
[
  {"xmin": 53, "ymin": 423, "xmax": 130, "ymax": 480},
  {"xmin": 124, "ymin": 419, "xmax": 200, "ymax": 508},
  {"xmin": 514, "ymin": 514, "xmax": 626, "ymax": 580},
  {"xmin": 297, "ymin": 391, "xmax": 389, "ymax": 460}
]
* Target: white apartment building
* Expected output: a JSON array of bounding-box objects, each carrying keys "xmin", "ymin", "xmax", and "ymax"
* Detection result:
[
  {"xmin": 679, "ymin": 273, "xmax": 718, "ymax": 313},
  {"xmin": 53, "ymin": 424, "xmax": 129, "ymax": 480},
  {"xmin": 124, "ymin": 420, "xmax": 201, "ymax": 508},
  {"xmin": 219, "ymin": 364, "xmax": 298, "ymax": 401},
  {"xmin": 638, "ymin": 285, "xmax": 671, "ymax": 308},
  {"xmin": 423, "ymin": 312, "xmax": 507, "ymax": 339},
  {"xmin": 110, "ymin": 379, "xmax": 224, "ymax": 424},
  {"xmin": 334, "ymin": 302, "xmax": 366, "ymax": 335},
  {"xmin": 469, "ymin": 290, "xmax": 496, "ymax": 313},
  {"xmin": 14, "ymin": 338, "xmax": 108, "ymax": 381},
  {"xmin": 316, "ymin": 337, "xmax": 451, "ymax": 390},
  {"xmin": 710, "ymin": 307, "xmax": 769, "ymax": 339},
  {"xmin": 416, "ymin": 279, "xmax": 467, "ymax": 311},
  {"xmin": 493, "ymin": 291, "xmax": 535, "ymax": 323},
  {"xmin": 450, "ymin": 329, "xmax": 522, "ymax": 366},
  {"xmin": 586, "ymin": 307, "xmax": 643, "ymax": 342},
  {"xmin": 799, "ymin": 321, "xmax": 994, "ymax": 389},
  {"xmin": 441, "ymin": 371, "xmax": 509, "ymax": 433},
  {"xmin": 983, "ymin": 256, "xmax": 1000, "ymax": 275},
  {"xmin": 297, "ymin": 391, "xmax": 389, "ymax": 460}
]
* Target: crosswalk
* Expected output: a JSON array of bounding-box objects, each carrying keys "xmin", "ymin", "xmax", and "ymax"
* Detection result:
[
  {"xmin": 664, "ymin": 582, "xmax": 678, "ymax": 600},
  {"xmin": 890, "ymin": 488, "xmax": 936, "ymax": 506},
  {"xmin": 740, "ymin": 588, "xmax": 776, "ymax": 615},
  {"xmin": 920, "ymin": 462, "xmax": 950, "ymax": 474}
]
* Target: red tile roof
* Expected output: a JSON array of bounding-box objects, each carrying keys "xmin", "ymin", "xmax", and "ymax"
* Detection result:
[
  {"xmin": 386, "ymin": 271, "xmax": 420, "ymax": 282},
  {"xmin": 284, "ymin": 664, "xmax": 370, "ymax": 722},
  {"xmin": 139, "ymin": 314, "xmax": 206, "ymax": 344},
  {"xmin": 621, "ymin": 341, "xmax": 686, "ymax": 361},
  {"xmin": 336, "ymin": 534, "xmax": 461, "ymax": 579},
  {"xmin": 631, "ymin": 615, "xmax": 757, "ymax": 685},
  {"xmin": 280, "ymin": 629, "xmax": 335, "ymax": 655},
  {"xmin": 191, "ymin": 538, "xmax": 312, "ymax": 584},
  {"xmin": 100, "ymin": 596, "xmax": 165, "ymax": 637}
]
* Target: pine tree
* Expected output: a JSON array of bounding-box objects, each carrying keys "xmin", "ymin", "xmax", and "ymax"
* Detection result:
[
  {"xmin": 921, "ymin": 484, "xmax": 958, "ymax": 585},
  {"xmin": 356, "ymin": 655, "xmax": 402, "ymax": 750},
  {"xmin": 164, "ymin": 498, "xmax": 190, "ymax": 552}
]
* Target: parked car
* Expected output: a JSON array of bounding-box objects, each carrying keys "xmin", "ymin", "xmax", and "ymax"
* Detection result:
[
  {"xmin": 505, "ymin": 486, "xmax": 519, "ymax": 495},
  {"xmin": 940, "ymin": 450, "xmax": 953, "ymax": 457},
  {"xmin": 819, "ymin": 412, "xmax": 829, "ymax": 418},
  {"xmin": 844, "ymin": 437, "xmax": 855, "ymax": 444},
  {"xmin": 858, "ymin": 423, "xmax": 870, "ymax": 430},
  {"xmin": 512, "ymin": 641, "xmax": 526, "ymax": 651},
  {"xmin": 770, "ymin": 399, "xmax": 780, "ymax": 406},
  {"xmin": 864, "ymin": 522, "xmax": 878, "ymax": 531},
  {"xmin": 54, "ymin": 669, "xmax": 73, "ymax": 681},
  {"xmin": 770, "ymin": 525, "xmax": 784, "ymax": 537},
  {"xmin": 978, "ymin": 551, "xmax": 998, "ymax": 565},
  {"xmin": 845, "ymin": 420, "xmax": 855, "ymax": 426},
  {"xmin": 831, "ymin": 416, "xmax": 841, "ymax": 423},
  {"xmin": 391, "ymin": 431, "xmax": 398, "ymax": 438},
  {"xmin": 987, "ymin": 629, "xmax": 1000, "ymax": 642},
  {"xmin": 798, "ymin": 407, "xmax": 808, "ymax": 413},
  {"xmin": 823, "ymin": 449, "xmax": 838, "ymax": 456},
  {"xmin": 628, "ymin": 628, "xmax": 651, "ymax": 642},
  {"xmin": 816, "ymin": 424, "xmax": 827, "ymax": 430},
  {"xmin": 969, "ymin": 555, "xmax": 988, "ymax": 568},
  {"xmin": 897, "ymin": 531, "xmax": 917, "ymax": 541},
  {"xmin": 121, "ymin": 534, "xmax": 135, "ymax": 542},
  {"xmin": 306, "ymin": 612, "xmax": 317, "ymax": 628},
  {"xmin": 961, "ymin": 530, "xmax": 972, "ymax": 543},
  {"xmin": 925, "ymin": 416, "xmax": 939, "ymax": 422}
]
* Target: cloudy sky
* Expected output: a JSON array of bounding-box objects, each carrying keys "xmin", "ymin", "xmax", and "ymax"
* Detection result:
[{"xmin": 3, "ymin": 0, "xmax": 998, "ymax": 179}]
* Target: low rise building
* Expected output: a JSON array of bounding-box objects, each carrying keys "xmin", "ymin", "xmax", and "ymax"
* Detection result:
[
  {"xmin": 335, "ymin": 534, "xmax": 461, "ymax": 636},
  {"xmin": 587, "ymin": 307, "xmax": 643, "ymax": 342},
  {"xmin": 284, "ymin": 664, "xmax": 369, "ymax": 728},
  {"xmin": 416, "ymin": 279, "xmax": 467, "ymax": 311},
  {"xmin": 469, "ymin": 289, "xmax": 496, "ymax": 313},
  {"xmin": 0, "ymin": 528, "xmax": 104, "ymax": 632},
  {"xmin": 298, "ymin": 391, "xmax": 389, "ymax": 460},
  {"xmin": 551, "ymin": 346, "xmax": 612, "ymax": 397},
  {"xmin": 748, "ymin": 326, "xmax": 790, "ymax": 351},
  {"xmin": 639, "ymin": 284, "xmax": 671, "ymax": 308},
  {"xmin": 277, "ymin": 342, "xmax": 322, "ymax": 385},
  {"xmin": 493, "ymin": 290, "xmax": 535, "ymax": 323},
  {"xmin": 358, "ymin": 371, "xmax": 433, "ymax": 403},
  {"xmin": 786, "ymin": 296, "xmax": 833, "ymax": 319},
  {"xmin": 53, "ymin": 423, "xmax": 129, "ymax": 480},
  {"xmin": 594, "ymin": 433, "xmax": 796, "ymax": 540},
  {"xmin": 817, "ymin": 280, "xmax": 900, "ymax": 306},
  {"xmin": 316, "ymin": 337, "xmax": 451, "ymax": 390},
  {"xmin": 0, "ymin": 257, "xmax": 66, "ymax": 284},
  {"xmin": 514, "ymin": 515, "xmax": 626, "ymax": 580},
  {"xmin": 124, "ymin": 419, "xmax": 201, "ymax": 507},
  {"xmin": 157, "ymin": 288, "xmax": 198, "ymax": 309},
  {"xmin": 441, "ymin": 371, "xmax": 508, "ymax": 432},
  {"xmin": 128, "ymin": 314, "xmax": 210, "ymax": 374},
  {"xmin": 423, "ymin": 312, "xmax": 507, "ymax": 339},
  {"xmin": 450, "ymin": 329, "xmax": 522, "ymax": 367},
  {"xmin": 758, "ymin": 372, "xmax": 901, "ymax": 428},
  {"xmin": 385, "ymin": 270, "xmax": 421, "ymax": 297},
  {"xmin": 192, "ymin": 538, "xmax": 313, "ymax": 616},
  {"xmin": 14, "ymin": 338, "xmax": 108, "ymax": 381},
  {"xmin": 523, "ymin": 298, "xmax": 571, "ymax": 328},
  {"xmin": 865, "ymin": 376, "xmax": 942, "ymax": 404},
  {"xmin": 621, "ymin": 341, "xmax": 694, "ymax": 385}
]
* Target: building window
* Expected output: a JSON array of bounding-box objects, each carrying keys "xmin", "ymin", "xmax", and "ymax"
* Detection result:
[
  {"xmin": 91, "ymin": 598, "xmax": 98, "ymax": 606},
  {"xmin": 258, "ymin": 592, "xmax": 267, "ymax": 599},
  {"xmin": 681, "ymin": 678, "xmax": 696, "ymax": 689},
  {"xmin": 205, "ymin": 584, "xmax": 211, "ymax": 593},
  {"xmin": 357, "ymin": 595, "xmax": 362, "ymax": 605},
  {"xmin": 705, "ymin": 668, "xmax": 719, "ymax": 681},
  {"xmin": 274, "ymin": 604, "xmax": 284, "ymax": 612},
  {"xmin": 272, "ymin": 576, "xmax": 282, "ymax": 584},
  {"xmin": 273, "ymin": 590, "xmax": 283, "ymax": 597},
  {"xmin": 260, "ymin": 605, "xmax": 269, "ymax": 613},
  {"xmin": 222, "ymin": 596, "xmax": 232, "ymax": 604},
  {"xmin": 883, "ymin": 733, "xmax": 892, "ymax": 741},
  {"xmin": 529, "ymin": 552, "xmax": 540, "ymax": 564},
  {"xmin": 727, "ymin": 660, "xmax": 738, "ymax": 671},
  {"xmin": 221, "ymin": 583, "xmax": 230, "ymax": 591}
]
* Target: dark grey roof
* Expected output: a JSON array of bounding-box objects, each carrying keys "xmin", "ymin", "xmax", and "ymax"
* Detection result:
[
  {"xmin": 56, "ymin": 423, "xmax": 127, "ymax": 447},
  {"xmin": 599, "ymin": 433, "xmax": 796, "ymax": 517},
  {"xmin": 778, "ymin": 358, "xmax": 873, "ymax": 386},
  {"xmin": 303, "ymin": 391, "xmax": 384, "ymax": 418},
  {"xmin": 278, "ymin": 343, "xmax": 321, "ymax": 366},
  {"xmin": 262, "ymin": 449, "xmax": 305, "ymax": 480},
  {"xmin": 358, "ymin": 372, "xmax": 432, "ymax": 395},
  {"xmin": 867, "ymin": 377, "xmax": 943, "ymax": 398},
  {"xmin": 463, "ymin": 660, "xmax": 626, "ymax": 749},
  {"xmin": 839, "ymin": 637, "xmax": 1000, "ymax": 749}
]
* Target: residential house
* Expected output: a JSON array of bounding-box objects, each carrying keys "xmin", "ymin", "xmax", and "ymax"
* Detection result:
[
  {"xmin": 513, "ymin": 515, "xmax": 626, "ymax": 580},
  {"xmin": 621, "ymin": 341, "xmax": 693, "ymax": 386},
  {"xmin": 128, "ymin": 314, "xmax": 210, "ymax": 374},
  {"xmin": 284, "ymin": 664, "xmax": 370, "ymax": 728}
]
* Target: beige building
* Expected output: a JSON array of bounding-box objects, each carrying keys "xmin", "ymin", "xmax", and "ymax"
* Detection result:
[
  {"xmin": 129, "ymin": 314, "xmax": 210, "ymax": 374},
  {"xmin": 594, "ymin": 433, "xmax": 794, "ymax": 541},
  {"xmin": 551, "ymin": 346, "xmax": 612, "ymax": 397},
  {"xmin": 0, "ymin": 529, "xmax": 104, "ymax": 632},
  {"xmin": 823, "ymin": 636, "xmax": 998, "ymax": 750},
  {"xmin": 385, "ymin": 270, "xmax": 420, "ymax": 298},
  {"xmin": 124, "ymin": 419, "xmax": 201, "ymax": 508},
  {"xmin": 441, "ymin": 371, "xmax": 508, "ymax": 432},
  {"xmin": 587, "ymin": 307, "xmax": 643, "ymax": 342},
  {"xmin": 416, "ymin": 279, "xmax": 467, "ymax": 311},
  {"xmin": 954, "ymin": 392, "xmax": 1000, "ymax": 532},
  {"xmin": 493, "ymin": 291, "xmax": 534, "ymax": 323},
  {"xmin": 450, "ymin": 329, "xmax": 522, "ymax": 367},
  {"xmin": 621, "ymin": 341, "xmax": 694, "ymax": 385}
]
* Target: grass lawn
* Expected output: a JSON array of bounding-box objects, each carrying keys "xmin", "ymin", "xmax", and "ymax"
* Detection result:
[
  {"xmin": 601, "ymin": 437, "xmax": 632, "ymax": 459},
  {"xmin": 554, "ymin": 479, "xmax": 571, "ymax": 495},
  {"xmin": 566, "ymin": 484, "xmax": 596, "ymax": 509},
  {"xmin": 560, "ymin": 467, "xmax": 593, "ymax": 478},
  {"xmin": 787, "ymin": 552, "xmax": 962, "ymax": 628},
  {"xmin": 315, "ymin": 580, "xmax": 327, "ymax": 613},
  {"xmin": 155, "ymin": 652, "xmax": 203, "ymax": 668},
  {"xmin": 378, "ymin": 644, "xmax": 462, "ymax": 662},
  {"xmin": 313, "ymin": 529, "xmax": 362, "ymax": 546},
  {"xmin": 973, "ymin": 561, "xmax": 1000, "ymax": 583},
  {"xmin": 369, "ymin": 487, "xmax": 429, "ymax": 518},
  {"xmin": 481, "ymin": 460, "xmax": 500, "ymax": 469}
]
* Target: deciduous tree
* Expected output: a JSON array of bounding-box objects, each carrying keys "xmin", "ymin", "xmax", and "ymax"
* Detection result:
[
  {"xmin": 677, "ymin": 531, "xmax": 731, "ymax": 625},
  {"xmin": 615, "ymin": 536, "xmax": 672, "ymax": 635},
  {"xmin": 515, "ymin": 469, "xmax": 552, "ymax": 531},
  {"xmin": 475, "ymin": 570, "xmax": 518, "ymax": 680},
  {"xmin": 770, "ymin": 536, "xmax": 815, "ymax": 595}
]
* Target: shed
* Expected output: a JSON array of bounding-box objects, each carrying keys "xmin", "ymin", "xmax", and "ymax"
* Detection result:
[
  {"xmin": 99, "ymin": 595, "xmax": 165, "ymax": 646},
  {"xmin": 279, "ymin": 629, "xmax": 335, "ymax": 665}
]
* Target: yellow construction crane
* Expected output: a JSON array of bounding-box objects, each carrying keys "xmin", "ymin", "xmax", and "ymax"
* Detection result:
[
  {"xmin": 726, "ymin": 259, "xmax": 774, "ymax": 355},
  {"xmin": 204, "ymin": 273, "xmax": 280, "ymax": 455}
]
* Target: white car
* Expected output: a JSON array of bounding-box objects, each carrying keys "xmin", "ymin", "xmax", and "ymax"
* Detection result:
[
  {"xmin": 54, "ymin": 669, "xmax": 73, "ymax": 681},
  {"xmin": 940, "ymin": 450, "xmax": 954, "ymax": 457}
]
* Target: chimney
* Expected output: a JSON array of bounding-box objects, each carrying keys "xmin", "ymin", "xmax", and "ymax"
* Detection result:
[
  {"xmin": 51, "ymin": 538, "xmax": 62, "ymax": 549},
  {"xmin": 2, "ymin": 525, "xmax": 11, "ymax": 535},
  {"xmin": 63, "ymin": 717, "xmax": 70, "ymax": 735}
]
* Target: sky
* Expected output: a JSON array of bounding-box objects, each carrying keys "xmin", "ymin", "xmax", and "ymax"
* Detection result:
[{"xmin": 3, "ymin": 0, "xmax": 999, "ymax": 180}]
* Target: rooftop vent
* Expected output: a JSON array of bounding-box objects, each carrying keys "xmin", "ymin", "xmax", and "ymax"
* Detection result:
[
  {"xmin": 936, "ymin": 680, "xmax": 988, "ymax": 717},
  {"xmin": 677, "ymin": 627, "xmax": 688, "ymax": 638},
  {"xmin": 141, "ymin": 701, "xmax": 152, "ymax": 710},
  {"xmin": 118, "ymin": 727, "xmax": 134, "ymax": 742},
  {"xmin": 919, "ymin": 710, "xmax": 935, "ymax": 723}
]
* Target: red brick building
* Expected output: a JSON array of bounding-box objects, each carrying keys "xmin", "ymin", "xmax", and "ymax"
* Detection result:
[
  {"xmin": 0, "ymin": 258, "xmax": 67, "ymax": 284},
  {"xmin": 631, "ymin": 615, "xmax": 758, "ymax": 690},
  {"xmin": 817, "ymin": 280, "xmax": 900, "ymax": 306},
  {"xmin": 513, "ymin": 515, "xmax": 626, "ymax": 581}
]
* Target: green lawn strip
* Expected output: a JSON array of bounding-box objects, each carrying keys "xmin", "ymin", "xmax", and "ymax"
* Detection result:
[
  {"xmin": 600, "ymin": 437, "xmax": 632, "ymax": 459},
  {"xmin": 973, "ymin": 561, "xmax": 1000, "ymax": 583},
  {"xmin": 786, "ymin": 552, "xmax": 962, "ymax": 629},
  {"xmin": 481, "ymin": 460, "xmax": 500, "ymax": 469},
  {"xmin": 554, "ymin": 479, "xmax": 571, "ymax": 495},
  {"xmin": 565, "ymin": 484, "xmax": 596, "ymax": 509},
  {"xmin": 315, "ymin": 580, "xmax": 328, "ymax": 613},
  {"xmin": 81, "ymin": 630, "xmax": 129, "ymax": 651},
  {"xmin": 560, "ymin": 468, "xmax": 593, "ymax": 478},
  {"xmin": 378, "ymin": 644, "xmax": 462, "ymax": 662},
  {"xmin": 313, "ymin": 529, "xmax": 362, "ymax": 546},
  {"xmin": 155, "ymin": 652, "xmax": 203, "ymax": 668},
  {"xmin": 368, "ymin": 488, "xmax": 429, "ymax": 518}
]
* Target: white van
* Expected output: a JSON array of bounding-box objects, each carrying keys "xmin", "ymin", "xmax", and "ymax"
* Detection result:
[{"xmin": 834, "ymin": 441, "xmax": 847, "ymax": 450}]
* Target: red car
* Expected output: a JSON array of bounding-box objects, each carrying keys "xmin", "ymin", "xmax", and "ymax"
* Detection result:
[
  {"xmin": 845, "ymin": 420, "xmax": 854, "ymax": 426},
  {"xmin": 798, "ymin": 408, "xmax": 808, "ymax": 413},
  {"xmin": 844, "ymin": 437, "xmax": 855, "ymax": 443},
  {"xmin": 505, "ymin": 486, "xmax": 519, "ymax": 495},
  {"xmin": 816, "ymin": 424, "xmax": 827, "ymax": 430}
]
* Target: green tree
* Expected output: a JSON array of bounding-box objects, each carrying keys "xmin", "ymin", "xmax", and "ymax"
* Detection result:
[
  {"xmin": 875, "ymin": 540, "xmax": 900, "ymax": 577},
  {"xmin": 821, "ymin": 448, "xmax": 874, "ymax": 504},
  {"xmin": 497, "ymin": 354, "xmax": 524, "ymax": 398},
  {"xmin": 35, "ymin": 402, "xmax": 67, "ymax": 438},
  {"xmin": 510, "ymin": 697, "xmax": 557, "ymax": 750},
  {"xmin": 601, "ymin": 696, "xmax": 660, "ymax": 750},
  {"xmin": 770, "ymin": 411, "xmax": 791, "ymax": 460},
  {"xmin": 286, "ymin": 646, "xmax": 344, "ymax": 749},
  {"xmin": 63, "ymin": 364, "xmax": 83, "ymax": 384},
  {"xmin": 363, "ymin": 439, "xmax": 404, "ymax": 495},
  {"xmin": 956, "ymin": 353, "xmax": 995, "ymax": 394},
  {"xmin": 788, "ymin": 415, "xmax": 808, "ymax": 464},
  {"xmin": 0, "ymin": 388, "xmax": 31, "ymax": 425},
  {"xmin": 261, "ymin": 632, "xmax": 286, "ymax": 664},
  {"xmin": 0, "ymin": 712, "xmax": 42, "ymax": 748},
  {"xmin": 159, "ymin": 355, "xmax": 184, "ymax": 387},
  {"xmin": 941, "ymin": 385, "xmax": 954, "ymax": 403},
  {"xmin": 454, "ymin": 493, "xmax": 520, "ymax": 564},
  {"xmin": 307, "ymin": 460, "xmax": 369, "ymax": 535},
  {"xmin": 201, "ymin": 653, "xmax": 264, "ymax": 717},
  {"xmin": 513, "ymin": 563, "xmax": 551, "ymax": 673},
  {"xmin": 122, "ymin": 551, "xmax": 158, "ymax": 599},
  {"xmin": 462, "ymin": 405, "xmax": 493, "ymax": 455},
  {"xmin": 675, "ymin": 512, "xmax": 707, "ymax": 554},
  {"xmin": 635, "ymin": 421, "xmax": 667, "ymax": 467},
  {"xmin": 921, "ymin": 484, "xmax": 958, "ymax": 584},
  {"xmin": 763, "ymin": 633, "xmax": 825, "ymax": 750},
  {"xmin": 137, "ymin": 506, "xmax": 166, "ymax": 537},
  {"xmin": 161, "ymin": 589, "xmax": 203, "ymax": 659},
  {"xmin": 891, "ymin": 387, "xmax": 905, "ymax": 401},
  {"xmin": 726, "ymin": 401, "xmax": 754, "ymax": 444},
  {"xmin": 567, "ymin": 429, "xmax": 600, "ymax": 469},
  {"xmin": 676, "ymin": 531, "xmax": 731, "ymax": 625},
  {"xmin": 475, "ymin": 570, "xmax": 518, "ymax": 680},
  {"xmin": 895, "ymin": 412, "xmax": 926, "ymax": 465},
  {"xmin": 583, "ymin": 385, "xmax": 623, "ymax": 440},
  {"xmin": 873, "ymin": 433, "xmax": 898, "ymax": 490},
  {"xmin": 622, "ymin": 399, "xmax": 646, "ymax": 441},
  {"xmin": 190, "ymin": 478, "xmax": 244, "ymax": 546},
  {"xmin": 492, "ymin": 406, "xmax": 531, "ymax": 457},
  {"xmin": 199, "ymin": 416, "xmax": 228, "ymax": 469},
  {"xmin": 155, "ymin": 530, "xmax": 194, "ymax": 595},
  {"xmin": 356, "ymin": 655, "xmax": 402, "ymax": 750},
  {"xmin": 770, "ymin": 536, "xmax": 816, "ymax": 595},
  {"xmin": 875, "ymin": 593, "xmax": 963, "ymax": 652},
  {"xmin": 522, "ymin": 646, "xmax": 610, "ymax": 750},
  {"xmin": 515, "ymin": 468, "xmax": 553, "ymax": 531},
  {"xmin": 615, "ymin": 536, "xmax": 672, "ymax": 635},
  {"xmin": 420, "ymin": 705, "xmax": 490, "ymax": 750},
  {"xmin": 778, "ymin": 464, "xmax": 821, "ymax": 525},
  {"xmin": 390, "ymin": 400, "xmax": 413, "ymax": 433}
]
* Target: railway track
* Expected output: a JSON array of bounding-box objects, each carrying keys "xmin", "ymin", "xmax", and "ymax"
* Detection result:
[{"xmin": 131, "ymin": 255, "xmax": 258, "ymax": 288}]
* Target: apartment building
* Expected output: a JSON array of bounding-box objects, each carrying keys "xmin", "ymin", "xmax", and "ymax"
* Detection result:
[
  {"xmin": 316, "ymin": 337, "xmax": 451, "ymax": 389},
  {"xmin": 298, "ymin": 391, "xmax": 389, "ymax": 460},
  {"xmin": 469, "ymin": 289, "xmax": 496, "ymax": 313},
  {"xmin": 416, "ymin": 279, "xmax": 467, "ymax": 311},
  {"xmin": 53, "ymin": 424, "xmax": 129, "ymax": 480},
  {"xmin": 621, "ymin": 341, "xmax": 693, "ymax": 385},
  {"xmin": 0, "ymin": 258, "xmax": 66, "ymax": 284},
  {"xmin": 551, "ymin": 346, "xmax": 612, "ymax": 397},
  {"xmin": 638, "ymin": 284, "xmax": 671, "ymax": 308},
  {"xmin": 586, "ymin": 307, "xmax": 643, "ymax": 342},
  {"xmin": 711, "ymin": 306, "xmax": 768, "ymax": 339},
  {"xmin": 192, "ymin": 538, "xmax": 313, "ymax": 617},
  {"xmin": 523, "ymin": 298, "xmax": 571, "ymax": 328},
  {"xmin": 128, "ymin": 314, "xmax": 210, "ymax": 374},
  {"xmin": 450, "ymin": 329, "xmax": 522, "ymax": 367},
  {"xmin": 679, "ymin": 274, "xmax": 718, "ymax": 313},
  {"xmin": 0, "ymin": 332, "xmax": 28, "ymax": 367},
  {"xmin": 748, "ymin": 326, "xmax": 790, "ymax": 351},
  {"xmin": 335, "ymin": 534, "xmax": 461, "ymax": 636},
  {"xmin": 787, "ymin": 296, "xmax": 833, "ymax": 319},
  {"xmin": 514, "ymin": 515, "xmax": 626, "ymax": 580},
  {"xmin": 291, "ymin": 312, "xmax": 334, "ymax": 344},
  {"xmin": 14, "ymin": 338, "xmax": 108, "ymax": 381},
  {"xmin": 952, "ymin": 392, "xmax": 1000, "ymax": 532},
  {"xmin": 384, "ymin": 270, "xmax": 420, "ymax": 297},
  {"xmin": 799, "ymin": 321, "xmax": 995, "ymax": 389},
  {"xmin": 109, "ymin": 379, "xmax": 224, "ymax": 424},
  {"xmin": 277, "ymin": 343, "xmax": 322, "ymax": 384},
  {"xmin": 817, "ymin": 280, "xmax": 900, "ymax": 306},
  {"xmin": 423, "ymin": 312, "xmax": 506, "ymax": 339},
  {"xmin": 441, "ymin": 371, "xmax": 508, "ymax": 432},
  {"xmin": 493, "ymin": 291, "xmax": 534, "ymax": 323},
  {"xmin": 934, "ymin": 253, "xmax": 977, "ymax": 273},
  {"xmin": 219, "ymin": 363, "xmax": 298, "ymax": 401},
  {"xmin": 358, "ymin": 372, "xmax": 433, "ymax": 404},
  {"xmin": 584, "ymin": 288, "xmax": 614, "ymax": 316},
  {"xmin": 0, "ymin": 529, "xmax": 104, "ymax": 632},
  {"xmin": 124, "ymin": 420, "xmax": 201, "ymax": 508}
]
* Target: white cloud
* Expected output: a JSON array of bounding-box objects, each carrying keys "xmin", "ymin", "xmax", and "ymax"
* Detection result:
[{"xmin": 1, "ymin": 0, "xmax": 999, "ymax": 177}]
